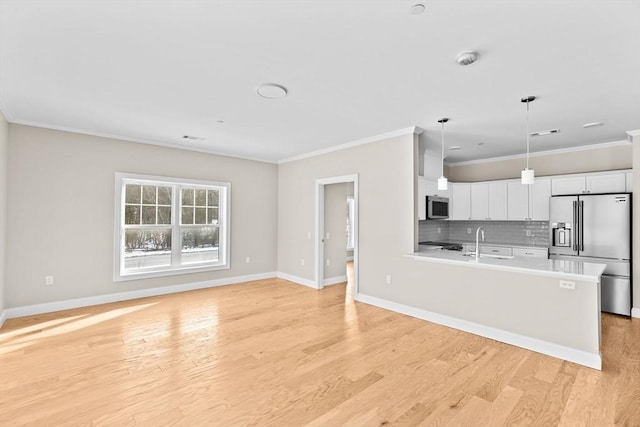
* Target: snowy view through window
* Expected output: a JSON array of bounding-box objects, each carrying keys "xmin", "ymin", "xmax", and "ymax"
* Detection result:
[{"xmin": 116, "ymin": 174, "xmax": 229, "ymax": 279}]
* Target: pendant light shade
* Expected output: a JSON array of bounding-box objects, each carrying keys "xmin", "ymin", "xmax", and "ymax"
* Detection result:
[
  {"xmin": 437, "ymin": 118, "xmax": 449, "ymax": 190},
  {"xmin": 521, "ymin": 96, "xmax": 536, "ymax": 185}
]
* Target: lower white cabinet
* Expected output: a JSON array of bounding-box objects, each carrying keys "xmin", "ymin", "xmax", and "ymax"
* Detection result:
[
  {"xmin": 512, "ymin": 247, "xmax": 548, "ymax": 258},
  {"xmin": 479, "ymin": 246, "xmax": 512, "ymax": 256}
]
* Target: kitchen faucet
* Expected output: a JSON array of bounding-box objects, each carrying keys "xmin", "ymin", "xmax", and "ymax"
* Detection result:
[{"xmin": 475, "ymin": 227, "xmax": 485, "ymax": 261}]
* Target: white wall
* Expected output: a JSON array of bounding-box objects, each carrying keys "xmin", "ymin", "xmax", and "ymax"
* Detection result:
[
  {"xmin": 447, "ymin": 143, "xmax": 632, "ymax": 182},
  {"xmin": 5, "ymin": 125, "xmax": 278, "ymax": 308},
  {"xmin": 0, "ymin": 112, "xmax": 8, "ymax": 318}
]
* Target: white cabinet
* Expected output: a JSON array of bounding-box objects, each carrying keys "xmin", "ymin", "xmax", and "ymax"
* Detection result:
[
  {"xmin": 507, "ymin": 180, "xmax": 528, "ymax": 220},
  {"xmin": 480, "ymin": 246, "xmax": 512, "ymax": 256},
  {"xmin": 551, "ymin": 176, "xmax": 586, "ymax": 195},
  {"xmin": 513, "ymin": 247, "xmax": 548, "ymax": 258},
  {"xmin": 470, "ymin": 182, "xmax": 507, "ymax": 220},
  {"xmin": 626, "ymin": 172, "xmax": 633, "ymax": 192},
  {"xmin": 451, "ymin": 183, "xmax": 471, "ymax": 220},
  {"xmin": 586, "ymin": 173, "xmax": 626, "ymax": 193},
  {"xmin": 551, "ymin": 172, "xmax": 626, "ymax": 195},
  {"xmin": 470, "ymin": 183, "xmax": 489, "ymax": 220},
  {"xmin": 529, "ymin": 178, "xmax": 551, "ymax": 220}
]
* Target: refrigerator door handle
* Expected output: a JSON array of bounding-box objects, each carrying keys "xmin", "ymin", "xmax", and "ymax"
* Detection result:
[
  {"xmin": 572, "ymin": 200, "xmax": 578, "ymax": 251},
  {"xmin": 579, "ymin": 200, "xmax": 584, "ymax": 251}
]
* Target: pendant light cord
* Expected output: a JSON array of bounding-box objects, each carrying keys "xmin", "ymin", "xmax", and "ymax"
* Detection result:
[
  {"xmin": 441, "ymin": 120, "xmax": 445, "ymax": 177},
  {"xmin": 526, "ymin": 100, "xmax": 530, "ymax": 170}
]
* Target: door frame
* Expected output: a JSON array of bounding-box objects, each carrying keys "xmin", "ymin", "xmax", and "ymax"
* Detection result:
[{"xmin": 315, "ymin": 174, "xmax": 359, "ymax": 295}]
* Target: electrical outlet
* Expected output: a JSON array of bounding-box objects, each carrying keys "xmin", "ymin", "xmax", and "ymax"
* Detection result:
[
  {"xmin": 300, "ymin": 259, "xmax": 305, "ymax": 266},
  {"xmin": 385, "ymin": 275, "xmax": 392, "ymax": 285},
  {"xmin": 525, "ymin": 230, "xmax": 532, "ymax": 237},
  {"xmin": 437, "ymin": 227, "xmax": 441, "ymax": 234},
  {"xmin": 326, "ymin": 259, "xmax": 331, "ymax": 267},
  {"xmin": 326, "ymin": 232, "xmax": 330, "ymax": 240},
  {"xmin": 45, "ymin": 275, "xmax": 54, "ymax": 285},
  {"xmin": 245, "ymin": 256, "xmax": 251, "ymax": 263},
  {"xmin": 307, "ymin": 232, "xmax": 311, "ymax": 240},
  {"xmin": 559, "ymin": 280, "xmax": 575, "ymax": 290},
  {"xmin": 467, "ymin": 228, "xmax": 472, "ymax": 234}
]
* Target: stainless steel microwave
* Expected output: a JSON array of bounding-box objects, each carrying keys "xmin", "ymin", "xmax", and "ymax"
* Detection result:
[{"xmin": 426, "ymin": 196, "xmax": 449, "ymax": 219}]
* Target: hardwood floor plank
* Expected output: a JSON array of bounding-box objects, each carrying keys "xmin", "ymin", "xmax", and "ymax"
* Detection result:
[{"xmin": 1, "ymin": 267, "xmax": 639, "ymax": 426}]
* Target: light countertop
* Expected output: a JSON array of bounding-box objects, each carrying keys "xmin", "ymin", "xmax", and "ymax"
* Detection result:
[{"xmin": 407, "ymin": 248, "xmax": 606, "ymax": 281}]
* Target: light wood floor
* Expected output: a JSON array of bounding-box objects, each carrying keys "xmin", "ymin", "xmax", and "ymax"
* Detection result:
[{"xmin": 1, "ymin": 266, "xmax": 639, "ymax": 426}]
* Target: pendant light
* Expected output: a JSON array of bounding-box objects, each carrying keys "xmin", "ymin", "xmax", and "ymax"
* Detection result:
[
  {"xmin": 521, "ymin": 96, "xmax": 536, "ymax": 185},
  {"xmin": 437, "ymin": 118, "xmax": 449, "ymax": 190}
]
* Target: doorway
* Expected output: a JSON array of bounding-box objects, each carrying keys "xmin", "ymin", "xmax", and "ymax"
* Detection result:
[{"xmin": 315, "ymin": 174, "xmax": 359, "ymax": 297}]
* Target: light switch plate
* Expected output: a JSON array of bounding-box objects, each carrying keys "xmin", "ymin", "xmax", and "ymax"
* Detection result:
[{"xmin": 559, "ymin": 280, "xmax": 575, "ymax": 290}]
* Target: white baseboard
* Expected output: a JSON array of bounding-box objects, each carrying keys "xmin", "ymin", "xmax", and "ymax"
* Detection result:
[
  {"xmin": 4, "ymin": 272, "xmax": 277, "ymax": 320},
  {"xmin": 632, "ymin": 307, "xmax": 640, "ymax": 318},
  {"xmin": 323, "ymin": 275, "xmax": 348, "ymax": 286},
  {"xmin": 276, "ymin": 272, "xmax": 317, "ymax": 289},
  {"xmin": 0, "ymin": 309, "xmax": 6, "ymax": 329},
  {"xmin": 355, "ymin": 292, "xmax": 602, "ymax": 370}
]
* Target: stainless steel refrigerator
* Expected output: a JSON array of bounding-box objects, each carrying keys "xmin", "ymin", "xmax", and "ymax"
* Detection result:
[{"xmin": 549, "ymin": 193, "xmax": 632, "ymax": 316}]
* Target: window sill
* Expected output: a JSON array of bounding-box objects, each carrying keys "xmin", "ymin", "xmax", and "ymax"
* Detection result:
[{"xmin": 114, "ymin": 262, "xmax": 230, "ymax": 282}]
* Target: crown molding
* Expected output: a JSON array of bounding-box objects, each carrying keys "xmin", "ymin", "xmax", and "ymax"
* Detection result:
[
  {"xmin": 278, "ymin": 126, "xmax": 419, "ymax": 164},
  {"xmin": 626, "ymin": 130, "xmax": 640, "ymax": 139},
  {"xmin": 446, "ymin": 140, "xmax": 630, "ymax": 167}
]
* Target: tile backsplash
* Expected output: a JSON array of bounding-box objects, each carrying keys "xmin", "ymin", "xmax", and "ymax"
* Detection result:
[{"xmin": 419, "ymin": 220, "xmax": 549, "ymax": 247}]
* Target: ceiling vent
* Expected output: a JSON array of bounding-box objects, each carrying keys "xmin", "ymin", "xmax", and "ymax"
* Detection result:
[
  {"xmin": 182, "ymin": 135, "xmax": 206, "ymax": 142},
  {"xmin": 529, "ymin": 129, "xmax": 560, "ymax": 137}
]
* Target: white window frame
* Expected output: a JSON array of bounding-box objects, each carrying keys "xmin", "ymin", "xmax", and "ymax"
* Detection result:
[{"xmin": 114, "ymin": 172, "xmax": 230, "ymax": 282}]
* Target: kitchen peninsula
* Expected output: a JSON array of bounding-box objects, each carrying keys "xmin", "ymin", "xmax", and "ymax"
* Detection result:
[{"xmin": 402, "ymin": 248, "xmax": 606, "ymax": 369}]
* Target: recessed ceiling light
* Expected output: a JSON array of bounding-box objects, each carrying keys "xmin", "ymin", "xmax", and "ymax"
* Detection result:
[
  {"xmin": 449, "ymin": 146, "xmax": 462, "ymax": 150},
  {"xmin": 257, "ymin": 83, "xmax": 288, "ymax": 99},
  {"xmin": 457, "ymin": 51, "xmax": 479, "ymax": 66},
  {"xmin": 583, "ymin": 122, "xmax": 604, "ymax": 128},
  {"xmin": 477, "ymin": 142, "xmax": 485, "ymax": 146},
  {"xmin": 409, "ymin": 4, "xmax": 425, "ymax": 14},
  {"xmin": 182, "ymin": 135, "xmax": 206, "ymax": 142},
  {"xmin": 529, "ymin": 129, "xmax": 560, "ymax": 137},
  {"xmin": 217, "ymin": 120, "xmax": 224, "ymax": 124}
]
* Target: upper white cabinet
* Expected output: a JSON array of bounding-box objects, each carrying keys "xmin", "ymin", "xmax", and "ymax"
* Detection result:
[
  {"xmin": 468, "ymin": 182, "xmax": 507, "ymax": 220},
  {"xmin": 507, "ymin": 178, "xmax": 551, "ymax": 220},
  {"xmin": 451, "ymin": 183, "xmax": 471, "ymax": 220},
  {"xmin": 551, "ymin": 172, "xmax": 626, "ymax": 195},
  {"xmin": 507, "ymin": 181, "xmax": 528, "ymax": 220},
  {"xmin": 529, "ymin": 178, "xmax": 552, "ymax": 220},
  {"xmin": 626, "ymin": 172, "xmax": 633, "ymax": 192}
]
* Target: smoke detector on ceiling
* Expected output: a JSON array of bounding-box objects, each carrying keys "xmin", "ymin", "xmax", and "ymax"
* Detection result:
[{"xmin": 457, "ymin": 51, "xmax": 479, "ymax": 66}]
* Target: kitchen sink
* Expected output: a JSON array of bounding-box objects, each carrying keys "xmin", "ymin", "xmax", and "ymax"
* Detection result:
[{"xmin": 462, "ymin": 252, "xmax": 515, "ymax": 260}]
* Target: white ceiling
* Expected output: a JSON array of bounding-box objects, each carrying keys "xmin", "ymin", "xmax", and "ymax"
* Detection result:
[{"xmin": 1, "ymin": 0, "xmax": 639, "ymax": 164}]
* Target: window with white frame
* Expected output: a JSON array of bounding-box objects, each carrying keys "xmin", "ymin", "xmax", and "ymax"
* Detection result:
[{"xmin": 114, "ymin": 173, "xmax": 230, "ymax": 281}]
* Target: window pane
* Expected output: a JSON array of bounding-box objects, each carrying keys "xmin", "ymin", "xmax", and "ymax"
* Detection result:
[
  {"xmin": 207, "ymin": 190, "xmax": 219, "ymax": 206},
  {"xmin": 142, "ymin": 206, "xmax": 156, "ymax": 224},
  {"xmin": 195, "ymin": 189, "xmax": 207, "ymax": 206},
  {"xmin": 207, "ymin": 207, "xmax": 219, "ymax": 225},
  {"xmin": 124, "ymin": 228, "xmax": 172, "ymax": 270},
  {"xmin": 194, "ymin": 207, "xmax": 206, "ymax": 224},
  {"xmin": 125, "ymin": 185, "xmax": 141, "ymax": 204},
  {"xmin": 124, "ymin": 205, "xmax": 140, "ymax": 225},
  {"xmin": 157, "ymin": 186, "xmax": 171, "ymax": 205},
  {"xmin": 158, "ymin": 206, "xmax": 171, "ymax": 224},
  {"xmin": 181, "ymin": 207, "xmax": 194, "ymax": 224},
  {"xmin": 142, "ymin": 186, "xmax": 156, "ymax": 204},
  {"xmin": 181, "ymin": 226, "xmax": 219, "ymax": 265},
  {"xmin": 182, "ymin": 188, "xmax": 194, "ymax": 206}
]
